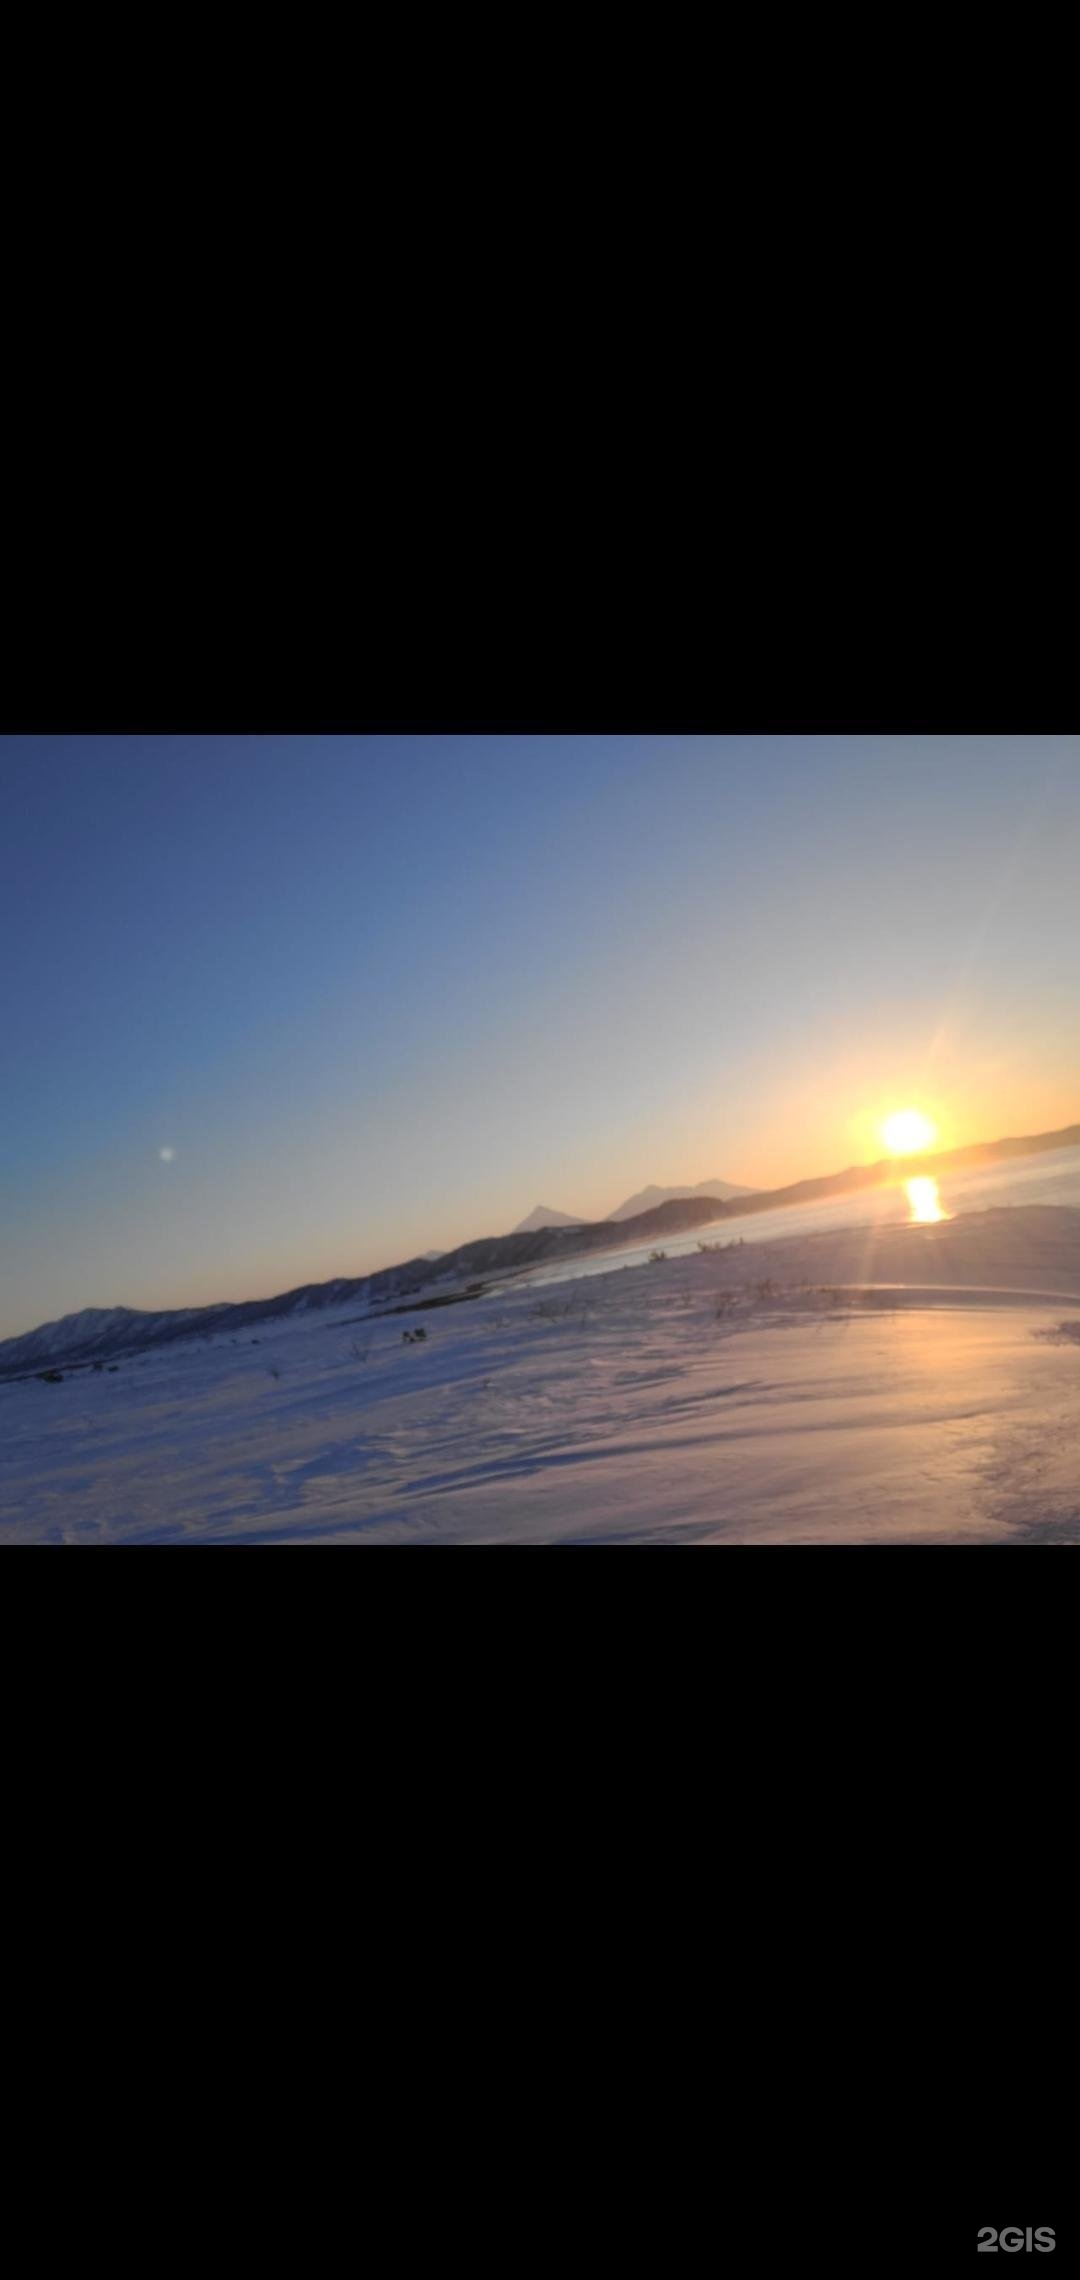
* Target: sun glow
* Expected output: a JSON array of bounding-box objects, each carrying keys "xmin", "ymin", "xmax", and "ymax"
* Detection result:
[
  {"xmin": 906, "ymin": 1175, "xmax": 946, "ymax": 1224},
  {"xmin": 881, "ymin": 1108, "xmax": 937, "ymax": 1155}
]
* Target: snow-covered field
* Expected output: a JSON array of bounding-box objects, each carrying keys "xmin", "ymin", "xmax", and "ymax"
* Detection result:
[{"xmin": 3, "ymin": 1206, "xmax": 1080, "ymax": 1543}]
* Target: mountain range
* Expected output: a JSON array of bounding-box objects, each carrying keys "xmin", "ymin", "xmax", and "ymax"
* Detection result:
[
  {"xmin": 0, "ymin": 1197, "xmax": 735, "ymax": 1381},
  {"xmin": 607, "ymin": 1177, "xmax": 756, "ymax": 1220},
  {"xmin": 512, "ymin": 1204, "xmax": 584, "ymax": 1233},
  {"xmin": 5, "ymin": 1120, "xmax": 1078, "ymax": 1384},
  {"xmin": 512, "ymin": 1180, "xmax": 753, "ymax": 1233}
]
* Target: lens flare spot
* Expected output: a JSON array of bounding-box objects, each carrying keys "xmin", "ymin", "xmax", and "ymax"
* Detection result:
[
  {"xmin": 906, "ymin": 1175, "xmax": 946, "ymax": 1224},
  {"xmin": 159, "ymin": 1146, "xmax": 176, "ymax": 1163}
]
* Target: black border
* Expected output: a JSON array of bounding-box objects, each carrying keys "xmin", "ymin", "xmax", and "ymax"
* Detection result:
[{"xmin": 3, "ymin": 437, "xmax": 1073, "ymax": 733}]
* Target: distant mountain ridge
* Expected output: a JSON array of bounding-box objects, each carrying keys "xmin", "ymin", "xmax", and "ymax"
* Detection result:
[
  {"xmin": 608, "ymin": 1178, "xmax": 756, "ymax": 1221},
  {"xmin": 0, "ymin": 1199, "xmax": 732, "ymax": 1380},
  {"xmin": 5, "ymin": 1118, "xmax": 1078, "ymax": 1382},
  {"xmin": 0, "ymin": 1304, "xmax": 213, "ymax": 1376},
  {"xmin": 513, "ymin": 1204, "xmax": 583, "ymax": 1233}
]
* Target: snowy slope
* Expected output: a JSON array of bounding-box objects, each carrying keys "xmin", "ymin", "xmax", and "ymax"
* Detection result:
[{"xmin": 3, "ymin": 1209, "xmax": 1080, "ymax": 1544}]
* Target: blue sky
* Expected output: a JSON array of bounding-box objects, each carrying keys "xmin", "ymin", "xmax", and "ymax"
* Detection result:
[{"xmin": 2, "ymin": 735, "xmax": 1078, "ymax": 1338}]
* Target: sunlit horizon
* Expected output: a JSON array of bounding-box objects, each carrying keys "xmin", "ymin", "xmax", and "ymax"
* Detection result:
[{"xmin": 2, "ymin": 734, "xmax": 1079, "ymax": 1341}]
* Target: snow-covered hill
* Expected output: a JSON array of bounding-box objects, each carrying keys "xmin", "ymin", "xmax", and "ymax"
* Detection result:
[
  {"xmin": 0, "ymin": 1304, "xmax": 214, "ymax": 1376},
  {"xmin": 607, "ymin": 1178, "xmax": 755, "ymax": 1221}
]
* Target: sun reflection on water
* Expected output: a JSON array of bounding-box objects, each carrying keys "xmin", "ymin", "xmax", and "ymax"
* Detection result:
[{"xmin": 906, "ymin": 1175, "xmax": 947, "ymax": 1224}]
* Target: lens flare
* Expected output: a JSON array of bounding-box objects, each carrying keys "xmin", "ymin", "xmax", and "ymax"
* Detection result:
[
  {"xmin": 906, "ymin": 1176, "xmax": 946, "ymax": 1223},
  {"xmin": 882, "ymin": 1108, "xmax": 937, "ymax": 1155}
]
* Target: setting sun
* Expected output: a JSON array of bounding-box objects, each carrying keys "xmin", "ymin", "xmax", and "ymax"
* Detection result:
[{"xmin": 882, "ymin": 1108, "xmax": 938, "ymax": 1156}]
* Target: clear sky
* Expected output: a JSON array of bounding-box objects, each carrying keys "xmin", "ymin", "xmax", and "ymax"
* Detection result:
[{"xmin": 2, "ymin": 735, "xmax": 1078, "ymax": 1340}]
